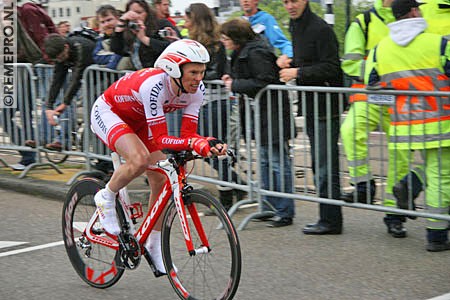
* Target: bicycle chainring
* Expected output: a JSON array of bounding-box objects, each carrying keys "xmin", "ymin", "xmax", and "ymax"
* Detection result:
[{"xmin": 118, "ymin": 232, "xmax": 141, "ymax": 270}]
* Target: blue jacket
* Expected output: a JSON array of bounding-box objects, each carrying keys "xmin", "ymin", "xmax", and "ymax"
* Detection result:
[
  {"xmin": 93, "ymin": 34, "xmax": 123, "ymax": 70},
  {"xmin": 245, "ymin": 10, "xmax": 293, "ymax": 57}
]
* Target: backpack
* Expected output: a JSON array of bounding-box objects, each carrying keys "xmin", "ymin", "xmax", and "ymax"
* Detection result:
[{"xmin": 69, "ymin": 26, "xmax": 99, "ymax": 42}]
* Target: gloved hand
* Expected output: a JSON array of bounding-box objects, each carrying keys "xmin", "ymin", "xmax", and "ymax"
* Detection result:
[
  {"xmin": 206, "ymin": 137, "xmax": 225, "ymax": 150},
  {"xmin": 191, "ymin": 138, "xmax": 211, "ymax": 157}
]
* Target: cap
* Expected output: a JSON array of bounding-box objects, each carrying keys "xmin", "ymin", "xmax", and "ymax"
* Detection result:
[{"xmin": 391, "ymin": 0, "xmax": 423, "ymax": 19}]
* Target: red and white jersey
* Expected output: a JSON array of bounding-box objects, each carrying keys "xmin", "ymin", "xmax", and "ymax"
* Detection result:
[{"xmin": 102, "ymin": 68, "xmax": 205, "ymax": 149}]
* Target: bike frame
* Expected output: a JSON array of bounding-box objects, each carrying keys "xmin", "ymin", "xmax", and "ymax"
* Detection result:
[{"xmin": 83, "ymin": 152, "xmax": 210, "ymax": 254}]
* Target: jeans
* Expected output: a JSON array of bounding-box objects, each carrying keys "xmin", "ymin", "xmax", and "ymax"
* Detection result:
[
  {"xmin": 260, "ymin": 142, "xmax": 295, "ymax": 219},
  {"xmin": 306, "ymin": 116, "xmax": 342, "ymax": 227},
  {"xmin": 0, "ymin": 87, "xmax": 36, "ymax": 165}
]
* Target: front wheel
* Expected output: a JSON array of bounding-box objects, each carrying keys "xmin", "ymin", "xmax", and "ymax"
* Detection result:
[
  {"xmin": 162, "ymin": 190, "xmax": 242, "ymax": 300},
  {"xmin": 62, "ymin": 178, "xmax": 124, "ymax": 288}
]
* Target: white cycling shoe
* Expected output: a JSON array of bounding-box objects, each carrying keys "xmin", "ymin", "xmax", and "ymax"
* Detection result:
[{"xmin": 94, "ymin": 188, "xmax": 121, "ymax": 236}]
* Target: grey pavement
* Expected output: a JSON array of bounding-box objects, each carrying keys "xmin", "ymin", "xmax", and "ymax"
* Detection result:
[{"xmin": 1, "ymin": 149, "xmax": 450, "ymax": 299}]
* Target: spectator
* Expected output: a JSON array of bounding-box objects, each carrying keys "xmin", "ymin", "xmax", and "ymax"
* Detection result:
[
  {"xmin": 153, "ymin": 0, "xmax": 177, "ymax": 26},
  {"xmin": 240, "ymin": 0, "xmax": 293, "ymax": 57},
  {"xmin": 111, "ymin": 0, "xmax": 178, "ymax": 70},
  {"xmin": 5, "ymin": 0, "xmax": 57, "ymax": 170},
  {"xmin": 93, "ymin": 5, "xmax": 133, "ymax": 70},
  {"xmin": 17, "ymin": 0, "xmax": 57, "ymax": 64},
  {"xmin": 392, "ymin": 0, "xmax": 450, "ymax": 213},
  {"xmin": 57, "ymin": 21, "xmax": 71, "ymax": 37},
  {"xmin": 278, "ymin": 0, "xmax": 343, "ymax": 234},
  {"xmin": 221, "ymin": 18, "xmax": 296, "ymax": 228},
  {"xmin": 422, "ymin": 0, "xmax": 450, "ymax": 37},
  {"xmin": 339, "ymin": 0, "xmax": 411, "ymax": 238},
  {"xmin": 184, "ymin": 3, "xmax": 244, "ymax": 210},
  {"xmin": 42, "ymin": 33, "xmax": 96, "ymax": 150},
  {"xmin": 365, "ymin": 0, "xmax": 450, "ymax": 251},
  {"xmin": 176, "ymin": 19, "xmax": 189, "ymax": 38}
]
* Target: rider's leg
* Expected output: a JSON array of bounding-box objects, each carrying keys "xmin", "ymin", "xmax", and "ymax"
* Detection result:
[
  {"xmin": 95, "ymin": 134, "xmax": 150, "ymax": 235},
  {"xmin": 144, "ymin": 150, "xmax": 169, "ymax": 273}
]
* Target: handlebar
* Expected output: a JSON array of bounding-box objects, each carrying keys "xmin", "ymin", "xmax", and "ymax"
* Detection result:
[{"xmin": 157, "ymin": 149, "xmax": 236, "ymax": 169}]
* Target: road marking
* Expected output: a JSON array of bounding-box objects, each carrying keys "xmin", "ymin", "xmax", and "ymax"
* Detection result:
[
  {"xmin": 0, "ymin": 241, "xmax": 64, "ymax": 257},
  {"xmin": 427, "ymin": 293, "xmax": 450, "ymax": 300},
  {"xmin": 0, "ymin": 241, "xmax": 28, "ymax": 249}
]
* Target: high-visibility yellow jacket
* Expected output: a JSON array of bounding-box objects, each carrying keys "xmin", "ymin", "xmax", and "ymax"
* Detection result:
[
  {"xmin": 421, "ymin": 0, "xmax": 450, "ymax": 38},
  {"xmin": 365, "ymin": 18, "xmax": 450, "ymax": 150},
  {"xmin": 341, "ymin": 0, "xmax": 396, "ymax": 82}
]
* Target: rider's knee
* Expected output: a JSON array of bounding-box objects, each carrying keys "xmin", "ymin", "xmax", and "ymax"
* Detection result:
[{"xmin": 130, "ymin": 151, "xmax": 151, "ymax": 175}]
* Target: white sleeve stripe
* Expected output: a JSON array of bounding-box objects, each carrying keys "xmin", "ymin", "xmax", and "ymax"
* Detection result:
[
  {"xmin": 146, "ymin": 116, "xmax": 165, "ymax": 122},
  {"xmin": 183, "ymin": 113, "xmax": 198, "ymax": 120}
]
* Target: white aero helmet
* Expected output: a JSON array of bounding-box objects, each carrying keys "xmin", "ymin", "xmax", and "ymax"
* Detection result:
[{"xmin": 154, "ymin": 39, "xmax": 210, "ymax": 78}]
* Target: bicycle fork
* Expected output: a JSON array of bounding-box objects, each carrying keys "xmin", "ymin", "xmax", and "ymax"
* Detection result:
[{"xmin": 170, "ymin": 170, "xmax": 211, "ymax": 256}]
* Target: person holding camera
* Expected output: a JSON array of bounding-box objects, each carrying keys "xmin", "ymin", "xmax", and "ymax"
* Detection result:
[{"xmin": 111, "ymin": 0, "xmax": 179, "ymax": 70}]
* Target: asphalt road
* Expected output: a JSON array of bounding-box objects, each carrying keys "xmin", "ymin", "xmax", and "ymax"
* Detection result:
[{"xmin": 0, "ymin": 189, "xmax": 449, "ymax": 300}]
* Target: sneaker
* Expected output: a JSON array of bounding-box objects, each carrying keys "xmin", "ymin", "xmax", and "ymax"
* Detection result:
[
  {"xmin": 266, "ymin": 216, "xmax": 293, "ymax": 228},
  {"xmin": 10, "ymin": 163, "xmax": 27, "ymax": 171},
  {"xmin": 383, "ymin": 217, "xmax": 407, "ymax": 238},
  {"xmin": 45, "ymin": 141, "xmax": 63, "ymax": 151},
  {"xmin": 94, "ymin": 189, "xmax": 120, "ymax": 235},
  {"xmin": 426, "ymin": 241, "xmax": 450, "ymax": 252},
  {"xmin": 25, "ymin": 140, "xmax": 36, "ymax": 148}
]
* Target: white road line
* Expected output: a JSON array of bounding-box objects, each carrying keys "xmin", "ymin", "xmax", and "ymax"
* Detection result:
[
  {"xmin": 0, "ymin": 241, "xmax": 28, "ymax": 249},
  {"xmin": 0, "ymin": 241, "xmax": 64, "ymax": 257},
  {"xmin": 427, "ymin": 293, "xmax": 450, "ymax": 300}
]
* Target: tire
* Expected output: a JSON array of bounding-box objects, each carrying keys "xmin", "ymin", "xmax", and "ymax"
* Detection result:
[
  {"xmin": 62, "ymin": 178, "xmax": 125, "ymax": 288},
  {"xmin": 162, "ymin": 190, "xmax": 242, "ymax": 300}
]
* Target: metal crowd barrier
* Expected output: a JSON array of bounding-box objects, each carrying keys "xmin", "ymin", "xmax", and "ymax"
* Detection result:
[
  {"xmin": 2, "ymin": 64, "xmax": 449, "ymax": 231},
  {"xmin": 238, "ymin": 84, "xmax": 450, "ymax": 230},
  {"xmin": 0, "ymin": 63, "xmax": 62, "ymax": 178}
]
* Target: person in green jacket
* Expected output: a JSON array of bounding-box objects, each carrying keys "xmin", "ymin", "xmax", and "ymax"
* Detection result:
[
  {"xmin": 365, "ymin": 0, "xmax": 450, "ymax": 251},
  {"xmin": 340, "ymin": 0, "xmax": 410, "ymax": 238}
]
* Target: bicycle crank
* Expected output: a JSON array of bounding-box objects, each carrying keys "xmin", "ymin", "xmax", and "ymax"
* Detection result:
[{"xmin": 118, "ymin": 232, "xmax": 141, "ymax": 270}]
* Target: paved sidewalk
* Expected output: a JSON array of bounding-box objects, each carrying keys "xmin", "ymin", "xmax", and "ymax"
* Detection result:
[{"xmin": 0, "ymin": 150, "xmax": 151, "ymax": 202}]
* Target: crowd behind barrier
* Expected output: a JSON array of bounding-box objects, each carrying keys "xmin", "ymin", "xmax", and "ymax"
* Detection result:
[{"xmin": 1, "ymin": 64, "xmax": 449, "ymax": 230}]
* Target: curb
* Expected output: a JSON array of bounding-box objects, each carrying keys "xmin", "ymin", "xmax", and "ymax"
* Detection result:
[{"xmin": 0, "ymin": 175, "xmax": 69, "ymax": 201}]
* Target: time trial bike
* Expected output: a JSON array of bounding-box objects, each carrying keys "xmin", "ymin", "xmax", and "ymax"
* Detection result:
[{"xmin": 62, "ymin": 150, "xmax": 242, "ymax": 300}]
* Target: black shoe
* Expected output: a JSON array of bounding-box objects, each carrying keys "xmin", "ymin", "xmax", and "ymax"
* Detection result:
[
  {"xmin": 252, "ymin": 215, "xmax": 275, "ymax": 222},
  {"xmin": 393, "ymin": 181, "xmax": 417, "ymax": 219},
  {"xmin": 266, "ymin": 216, "xmax": 293, "ymax": 228},
  {"xmin": 302, "ymin": 222, "xmax": 342, "ymax": 235},
  {"xmin": 426, "ymin": 241, "xmax": 450, "ymax": 252},
  {"xmin": 383, "ymin": 217, "xmax": 407, "ymax": 238},
  {"xmin": 341, "ymin": 180, "xmax": 376, "ymax": 204}
]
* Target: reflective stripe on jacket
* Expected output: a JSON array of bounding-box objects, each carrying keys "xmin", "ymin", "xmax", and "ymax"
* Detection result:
[{"xmin": 369, "ymin": 33, "xmax": 450, "ymax": 149}]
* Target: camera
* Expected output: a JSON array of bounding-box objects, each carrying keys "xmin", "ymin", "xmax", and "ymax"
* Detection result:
[
  {"xmin": 127, "ymin": 21, "xmax": 140, "ymax": 31},
  {"xmin": 158, "ymin": 29, "xmax": 169, "ymax": 38}
]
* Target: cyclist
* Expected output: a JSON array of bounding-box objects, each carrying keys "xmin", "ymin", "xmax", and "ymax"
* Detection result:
[{"xmin": 90, "ymin": 39, "xmax": 227, "ymax": 274}]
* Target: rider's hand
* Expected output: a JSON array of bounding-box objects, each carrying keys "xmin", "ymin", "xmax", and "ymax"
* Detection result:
[
  {"xmin": 206, "ymin": 137, "xmax": 227, "ymax": 156},
  {"xmin": 191, "ymin": 138, "xmax": 212, "ymax": 157}
]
